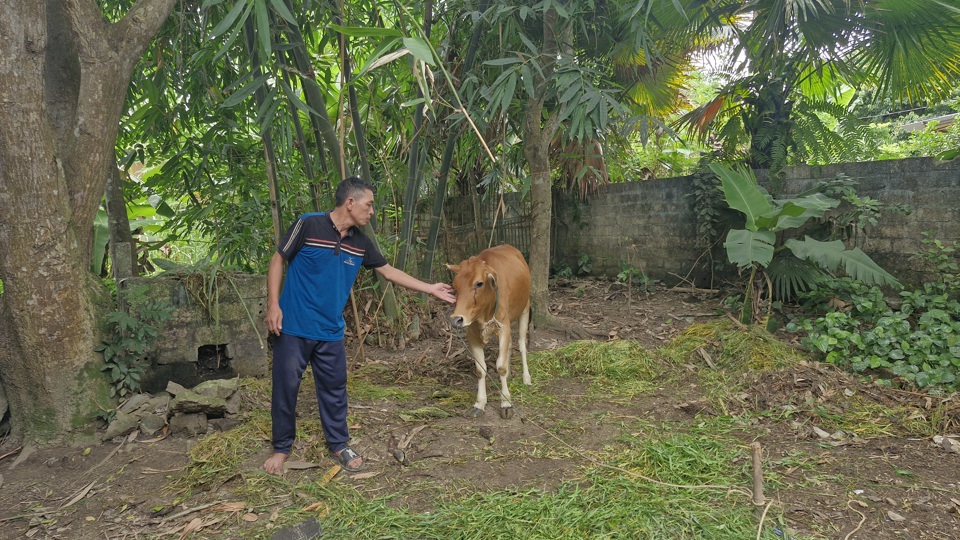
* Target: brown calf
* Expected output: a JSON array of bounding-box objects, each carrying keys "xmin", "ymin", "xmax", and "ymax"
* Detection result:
[{"xmin": 447, "ymin": 244, "xmax": 531, "ymax": 418}]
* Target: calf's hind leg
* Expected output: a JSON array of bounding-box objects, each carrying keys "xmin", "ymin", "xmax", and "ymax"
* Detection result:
[
  {"xmin": 518, "ymin": 303, "xmax": 531, "ymax": 386},
  {"xmin": 495, "ymin": 324, "xmax": 514, "ymax": 419}
]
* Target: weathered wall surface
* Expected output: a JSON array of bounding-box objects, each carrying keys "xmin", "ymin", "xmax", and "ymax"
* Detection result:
[
  {"xmin": 443, "ymin": 157, "xmax": 960, "ymax": 285},
  {"xmin": 553, "ymin": 176, "xmax": 700, "ymax": 282},
  {"xmin": 553, "ymin": 157, "xmax": 960, "ymax": 286},
  {"xmin": 768, "ymin": 158, "xmax": 960, "ymax": 283},
  {"xmin": 121, "ymin": 274, "xmax": 269, "ymax": 391}
]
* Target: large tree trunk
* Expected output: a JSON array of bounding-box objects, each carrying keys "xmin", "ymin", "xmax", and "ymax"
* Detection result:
[{"xmin": 0, "ymin": 0, "xmax": 176, "ymax": 447}]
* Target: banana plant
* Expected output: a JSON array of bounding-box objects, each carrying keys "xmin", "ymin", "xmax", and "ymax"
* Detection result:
[{"xmin": 710, "ymin": 162, "xmax": 901, "ymax": 324}]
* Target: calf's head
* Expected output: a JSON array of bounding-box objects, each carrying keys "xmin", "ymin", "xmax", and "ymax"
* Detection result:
[{"xmin": 446, "ymin": 257, "xmax": 499, "ymax": 328}]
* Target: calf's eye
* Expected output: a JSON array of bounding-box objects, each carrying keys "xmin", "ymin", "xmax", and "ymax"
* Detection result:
[{"xmin": 475, "ymin": 281, "xmax": 483, "ymax": 289}]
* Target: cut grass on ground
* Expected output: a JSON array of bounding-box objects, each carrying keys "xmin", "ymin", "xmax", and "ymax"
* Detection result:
[{"xmin": 175, "ymin": 324, "xmax": 932, "ymax": 539}]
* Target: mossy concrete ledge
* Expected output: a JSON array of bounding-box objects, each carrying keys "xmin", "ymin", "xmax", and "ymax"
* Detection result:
[{"xmin": 119, "ymin": 274, "xmax": 269, "ymax": 392}]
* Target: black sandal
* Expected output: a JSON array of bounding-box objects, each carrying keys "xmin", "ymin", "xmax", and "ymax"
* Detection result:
[{"xmin": 333, "ymin": 447, "xmax": 364, "ymax": 472}]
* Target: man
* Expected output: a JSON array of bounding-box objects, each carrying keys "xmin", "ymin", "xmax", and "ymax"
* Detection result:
[{"xmin": 263, "ymin": 176, "xmax": 456, "ymax": 475}]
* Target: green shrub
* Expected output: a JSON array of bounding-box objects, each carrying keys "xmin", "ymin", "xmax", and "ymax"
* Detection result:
[
  {"xmin": 96, "ymin": 285, "xmax": 174, "ymax": 398},
  {"xmin": 788, "ymin": 278, "xmax": 960, "ymax": 390}
]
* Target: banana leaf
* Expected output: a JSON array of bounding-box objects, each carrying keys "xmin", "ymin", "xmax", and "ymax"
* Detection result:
[
  {"xmin": 785, "ymin": 236, "xmax": 902, "ymax": 288},
  {"xmin": 709, "ymin": 163, "xmax": 771, "ymax": 231},
  {"xmin": 724, "ymin": 229, "xmax": 776, "ymax": 268}
]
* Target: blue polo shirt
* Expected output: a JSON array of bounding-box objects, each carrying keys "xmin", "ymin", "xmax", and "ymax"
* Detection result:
[{"xmin": 276, "ymin": 212, "xmax": 387, "ymax": 341}]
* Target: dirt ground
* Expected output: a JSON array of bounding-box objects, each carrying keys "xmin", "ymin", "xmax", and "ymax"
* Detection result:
[{"xmin": 1, "ymin": 278, "xmax": 959, "ymax": 539}]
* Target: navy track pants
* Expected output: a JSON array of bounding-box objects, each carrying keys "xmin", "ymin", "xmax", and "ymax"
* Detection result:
[{"xmin": 271, "ymin": 333, "xmax": 350, "ymax": 454}]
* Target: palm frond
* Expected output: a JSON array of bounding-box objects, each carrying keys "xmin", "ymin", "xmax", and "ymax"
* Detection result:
[{"xmin": 767, "ymin": 252, "xmax": 827, "ymax": 301}]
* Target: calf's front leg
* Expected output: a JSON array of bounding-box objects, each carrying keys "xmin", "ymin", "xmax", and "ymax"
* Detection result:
[{"xmin": 467, "ymin": 326, "xmax": 487, "ymax": 417}]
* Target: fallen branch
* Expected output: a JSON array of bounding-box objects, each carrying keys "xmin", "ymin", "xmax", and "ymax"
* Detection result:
[
  {"xmin": 725, "ymin": 312, "xmax": 749, "ymax": 331},
  {"xmin": 0, "ymin": 446, "xmax": 22, "ymax": 462},
  {"xmin": 398, "ymin": 425, "xmax": 427, "ymax": 450},
  {"xmin": 670, "ymin": 286, "xmax": 719, "ymax": 294},
  {"xmin": 161, "ymin": 501, "xmax": 220, "ymax": 523},
  {"xmin": 61, "ymin": 480, "xmax": 97, "ymax": 509},
  {"xmin": 79, "ymin": 440, "xmax": 125, "ymax": 481},
  {"xmin": 695, "ymin": 347, "xmax": 716, "ymax": 369}
]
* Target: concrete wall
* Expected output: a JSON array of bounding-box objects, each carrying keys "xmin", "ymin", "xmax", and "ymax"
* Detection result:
[
  {"xmin": 769, "ymin": 158, "xmax": 960, "ymax": 282},
  {"xmin": 121, "ymin": 274, "xmax": 269, "ymax": 392},
  {"xmin": 553, "ymin": 157, "xmax": 960, "ymax": 286},
  {"xmin": 553, "ymin": 175, "xmax": 700, "ymax": 281}
]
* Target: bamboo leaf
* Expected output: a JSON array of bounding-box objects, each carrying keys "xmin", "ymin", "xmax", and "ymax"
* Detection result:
[
  {"xmin": 209, "ymin": 0, "xmax": 249, "ymax": 39},
  {"xmin": 501, "ymin": 72, "xmax": 517, "ymax": 114},
  {"xmin": 254, "ymin": 0, "xmax": 272, "ymax": 57},
  {"xmin": 403, "ymin": 37, "xmax": 436, "ymax": 66},
  {"xmin": 279, "ymin": 79, "xmax": 321, "ymax": 117},
  {"xmin": 359, "ymin": 47, "xmax": 407, "ymax": 77},
  {"xmin": 520, "ymin": 64, "xmax": 535, "ymax": 98},
  {"xmin": 221, "ymin": 73, "xmax": 270, "ymax": 108},
  {"xmin": 330, "ymin": 24, "xmax": 403, "ymax": 38},
  {"xmin": 213, "ymin": 20, "xmax": 245, "ymax": 62},
  {"xmin": 483, "ymin": 57, "xmax": 523, "ymax": 67},
  {"xmin": 268, "ymin": 0, "xmax": 296, "ymax": 25}
]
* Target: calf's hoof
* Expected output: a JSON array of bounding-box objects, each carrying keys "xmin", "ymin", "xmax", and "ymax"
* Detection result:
[
  {"xmin": 499, "ymin": 406, "xmax": 514, "ymax": 419},
  {"xmin": 466, "ymin": 407, "xmax": 485, "ymax": 418}
]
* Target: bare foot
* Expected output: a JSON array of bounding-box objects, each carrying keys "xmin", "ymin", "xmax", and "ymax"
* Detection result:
[{"xmin": 263, "ymin": 452, "xmax": 288, "ymax": 475}]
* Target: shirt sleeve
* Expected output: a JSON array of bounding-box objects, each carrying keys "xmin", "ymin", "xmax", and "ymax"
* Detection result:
[
  {"xmin": 361, "ymin": 237, "xmax": 388, "ymax": 269},
  {"xmin": 276, "ymin": 218, "xmax": 306, "ymax": 260}
]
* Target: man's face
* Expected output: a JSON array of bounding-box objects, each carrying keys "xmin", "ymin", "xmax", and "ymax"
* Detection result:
[{"xmin": 347, "ymin": 189, "xmax": 375, "ymax": 227}]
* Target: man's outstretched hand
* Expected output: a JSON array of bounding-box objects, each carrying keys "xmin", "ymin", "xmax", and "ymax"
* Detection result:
[{"xmin": 429, "ymin": 282, "xmax": 457, "ymax": 304}]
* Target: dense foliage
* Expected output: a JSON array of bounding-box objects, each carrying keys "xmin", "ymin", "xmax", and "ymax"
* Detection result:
[
  {"xmin": 787, "ymin": 236, "xmax": 960, "ymax": 391},
  {"xmin": 789, "ymin": 279, "xmax": 960, "ymax": 390},
  {"xmin": 96, "ymin": 285, "xmax": 174, "ymax": 399}
]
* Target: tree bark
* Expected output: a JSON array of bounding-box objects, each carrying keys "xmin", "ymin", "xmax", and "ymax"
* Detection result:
[
  {"xmin": 105, "ymin": 164, "xmax": 137, "ymax": 279},
  {"xmin": 0, "ymin": 0, "xmax": 176, "ymax": 446},
  {"xmin": 524, "ymin": 5, "xmax": 565, "ymax": 327}
]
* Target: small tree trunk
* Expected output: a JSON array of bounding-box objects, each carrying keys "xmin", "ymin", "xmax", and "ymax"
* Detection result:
[
  {"xmin": 525, "ymin": 136, "xmax": 554, "ymax": 324},
  {"xmin": 523, "ymin": 5, "xmax": 565, "ymax": 327},
  {"xmin": 105, "ymin": 164, "xmax": 137, "ymax": 279}
]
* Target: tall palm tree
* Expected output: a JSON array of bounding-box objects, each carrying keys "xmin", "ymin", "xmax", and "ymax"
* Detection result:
[{"xmin": 678, "ymin": 0, "xmax": 960, "ymax": 179}]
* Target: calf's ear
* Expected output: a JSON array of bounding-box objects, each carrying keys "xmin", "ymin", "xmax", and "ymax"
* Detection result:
[
  {"xmin": 486, "ymin": 271, "xmax": 498, "ymax": 291},
  {"xmin": 446, "ymin": 264, "xmax": 460, "ymax": 274}
]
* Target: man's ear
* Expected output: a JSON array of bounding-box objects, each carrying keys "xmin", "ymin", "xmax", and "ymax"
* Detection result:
[{"xmin": 446, "ymin": 264, "xmax": 460, "ymax": 274}]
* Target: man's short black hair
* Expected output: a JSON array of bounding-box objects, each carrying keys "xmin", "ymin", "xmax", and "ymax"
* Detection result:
[{"xmin": 335, "ymin": 176, "xmax": 375, "ymax": 207}]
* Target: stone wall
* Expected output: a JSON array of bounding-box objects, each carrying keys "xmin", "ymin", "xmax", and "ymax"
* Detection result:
[
  {"xmin": 553, "ymin": 157, "xmax": 960, "ymax": 286},
  {"xmin": 120, "ymin": 274, "xmax": 269, "ymax": 392}
]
